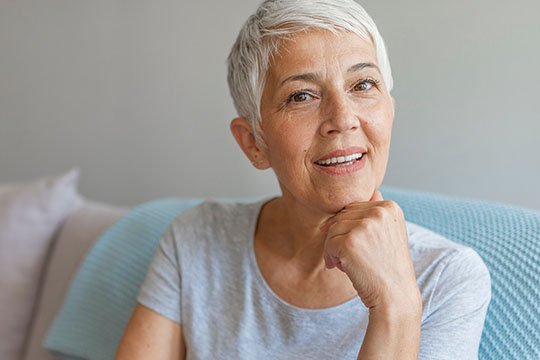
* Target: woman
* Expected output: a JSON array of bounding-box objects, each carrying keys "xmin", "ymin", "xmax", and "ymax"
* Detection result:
[{"xmin": 116, "ymin": 0, "xmax": 491, "ymax": 359}]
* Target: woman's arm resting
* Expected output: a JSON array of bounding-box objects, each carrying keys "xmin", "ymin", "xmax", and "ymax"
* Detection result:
[
  {"xmin": 357, "ymin": 301, "xmax": 422, "ymax": 360},
  {"xmin": 115, "ymin": 303, "xmax": 186, "ymax": 360},
  {"xmin": 417, "ymin": 248, "xmax": 491, "ymax": 359},
  {"xmin": 321, "ymin": 190, "xmax": 423, "ymax": 359}
]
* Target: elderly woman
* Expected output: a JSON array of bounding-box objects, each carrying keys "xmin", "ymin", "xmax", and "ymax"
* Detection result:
[{"xmin": 116, "ymin": 0, "xmax": 491, "ymax": 359}]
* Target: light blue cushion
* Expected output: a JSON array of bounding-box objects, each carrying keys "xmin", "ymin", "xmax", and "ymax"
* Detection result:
[{"xmin": 44, "ymin": 188, "xmax": 540, "ymax": 360}]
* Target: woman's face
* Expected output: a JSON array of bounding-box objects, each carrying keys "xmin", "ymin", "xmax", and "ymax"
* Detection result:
[{"xmin": 259, "ymin": 29, "xmax": 395, "ymax": 214}]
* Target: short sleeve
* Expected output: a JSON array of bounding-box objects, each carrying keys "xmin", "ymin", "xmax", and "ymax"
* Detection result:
[
  {"xmin": 137, "ymin": 224, "xmax": 182, "ymax": 324},
  {"xmin": 418, "ymin": 247, "xmax": 492, "ymax": 360}
]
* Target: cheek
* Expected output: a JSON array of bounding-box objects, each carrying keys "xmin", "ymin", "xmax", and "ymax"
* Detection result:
[
  {"xmin": 263, "ymin": 131, "xmax": 299, "ymax": 174},
  {"xmin": 362, "ymin": 102, "xmax": 394, "ymax": 145},
  {"xmin": 264, "ymin": 121, "xmax": 313, "ymax": 162}
]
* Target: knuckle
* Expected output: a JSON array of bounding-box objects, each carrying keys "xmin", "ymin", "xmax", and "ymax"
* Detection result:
[
  {"xmin": 359, "ymin": 216, "xmax": 377, "ymax": 231},
  {"xmin": 390, "ymin": 200, "xmax": 405, "ymax": 217},
  {"xmin": 382, "ymin": 200, "xmax": 404, "ymax": 218},
  {"xmin": 381, "ymin": 200, "xmax": 395, "ymax": 209},
  {"xmin": 370, "ymin": 206, "xmax": 386, "ymax": 219}
]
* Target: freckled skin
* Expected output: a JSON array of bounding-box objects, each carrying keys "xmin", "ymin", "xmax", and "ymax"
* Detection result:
[
  {"xmin": 230, "ymin": 30, "xmax": 420, "ymax": 358},
  {"xmin": 258, "ymin": 29, "xmax": 395, "ymax": 215}
]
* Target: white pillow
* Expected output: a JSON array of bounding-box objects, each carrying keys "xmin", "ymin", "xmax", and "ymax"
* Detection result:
[{"xmin": 0, "ymin": 169, "xmax": 80, "ymax": 360}]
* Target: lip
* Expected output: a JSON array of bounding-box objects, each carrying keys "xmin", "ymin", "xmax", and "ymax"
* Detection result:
[
  {"xmin": 313, "ymin": 152, "xmax": 367, "ymax": 175},
  {"xmin": 315, "ymin": 146, "xmax": 367, "ymax": 162}
]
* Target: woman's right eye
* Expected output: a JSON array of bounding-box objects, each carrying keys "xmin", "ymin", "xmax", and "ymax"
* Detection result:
[{"xmin": 287, "ymin": 91, "xmax": 313, "ymax": 104}]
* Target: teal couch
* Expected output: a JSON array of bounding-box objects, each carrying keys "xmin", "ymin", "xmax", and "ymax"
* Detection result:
[{"xmin": 44, "ymin": 187, "xmax": 540, "ymax": 359}]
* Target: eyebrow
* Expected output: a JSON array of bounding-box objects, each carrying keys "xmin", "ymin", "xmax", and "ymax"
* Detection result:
[
  {"xmin": 278, "ymin": 62, "xmax": 379, "ymax": 88},
  {"xmin": 347, "ymin": 62, "xmax": 379, "ymax": 74}
]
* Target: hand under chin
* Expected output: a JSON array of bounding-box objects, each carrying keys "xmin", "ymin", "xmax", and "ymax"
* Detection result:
[{"xmin": 322, "ymin": 189, "xmax": 375, "ymax": 212}]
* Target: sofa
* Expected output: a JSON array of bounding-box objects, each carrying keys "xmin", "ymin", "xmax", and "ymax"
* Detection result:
[{"xmin": 1, "ymin": 168, "xmax": 539, "ymax": 360}]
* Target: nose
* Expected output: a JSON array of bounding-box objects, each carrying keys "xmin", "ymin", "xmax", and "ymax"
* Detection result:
[{"xmin": 319, "ymin": 92, "xmax": 360, "ymax": 136}]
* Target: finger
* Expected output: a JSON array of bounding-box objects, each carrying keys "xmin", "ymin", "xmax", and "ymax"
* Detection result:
[
  {"xmin": 327, "ymin": 207, "xmax": 374, "ymax": 225},
  {"xmin": 370, "ymin": 189, "xmax": 384, "ymax": 202},
  {"xmin": 325, "ymin": 219, "xmax": 356, "ymax": 240},
  {"xmin": 321, "ymin": 189, "xmax": 383, "ymax": 231},
  {"xmin": 323, "ymin": 250, "xmax": 336, "ymax": 269},
  {"xmin": 339, "ymin": 190, "xmax": 384, "ymax": 213},
  {"xmin": 323, "ymin": 246, "xmax": 343, "ymax": 272},
  {"xmin": 324, "ymin": 234, "xmax": 351, "ymax": 273},
  {"xmin": 320, "ymin": 217, "xmax": 336, "ymax": 233}
]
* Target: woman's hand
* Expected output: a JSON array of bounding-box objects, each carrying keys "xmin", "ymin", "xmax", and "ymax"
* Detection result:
[
  {"xmin": 321, "ymin": 189, "xmax": 422, "ymax": 359},
  {"xmin": 321, "ymin": 189, "xmax": 421, "ymax": 311}
]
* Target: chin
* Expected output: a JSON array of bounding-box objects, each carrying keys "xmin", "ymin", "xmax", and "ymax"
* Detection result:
[{"xmin": 321, "ymin": 188, "xmax": 373, "ymax": 212}]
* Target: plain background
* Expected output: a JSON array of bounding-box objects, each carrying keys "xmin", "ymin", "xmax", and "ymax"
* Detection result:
[{"xmin": 1, "ymin": 0, "xmax": 539, "ymax": 210}]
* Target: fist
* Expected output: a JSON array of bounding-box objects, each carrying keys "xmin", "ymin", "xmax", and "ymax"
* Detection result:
[{"xmin": 320, "ymin": 190, "xmax": 420, "ymax": 310}]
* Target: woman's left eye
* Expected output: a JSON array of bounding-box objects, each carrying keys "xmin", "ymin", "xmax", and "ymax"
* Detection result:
[{"xmin": 352, "ymin": 79, "xmax": 379, "ymax": 92}]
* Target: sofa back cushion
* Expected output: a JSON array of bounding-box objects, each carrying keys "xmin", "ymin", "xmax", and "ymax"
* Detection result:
[{"xmin": 23, "ymin": 200, "xmax": 128, "ymax": 360}]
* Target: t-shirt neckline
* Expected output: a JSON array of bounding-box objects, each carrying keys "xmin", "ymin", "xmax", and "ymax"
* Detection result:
[{"xmin": 247, "ymin": 196, "xmax": 363, "ymax": 315}]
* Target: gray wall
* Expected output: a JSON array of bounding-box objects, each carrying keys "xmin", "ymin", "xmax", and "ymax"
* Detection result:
[{"xmin": 1, "ymin": 0, "xmax": 539, "ymax": 210}]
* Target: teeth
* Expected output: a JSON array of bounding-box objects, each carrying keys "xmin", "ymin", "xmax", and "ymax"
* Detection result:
[
  {"xmin": 316, "ymin": 152, "xmax": 364, "ymax": 166},
  {"xmin": 336, "ymin": 161, "xmax": 355, "ymax": 167}
]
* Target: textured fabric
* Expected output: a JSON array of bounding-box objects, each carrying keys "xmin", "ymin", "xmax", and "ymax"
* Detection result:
[
  {"xmin": 0, "ymin": 168, "xmax": 80, "ymax": 360},
  {"xmin": 44, "ymin": 187, "xmax": 540, "ymax": 360},
  {"xmin": 23, "ymin": 199, "xmax": 128, "ymax": 360},
  {"xmin": 137, "ymin": 198, "xmax": 490, "ymax": 360},
  {"xmin": 44, "ymin": 198, "xmax": 204, "ymax": 360},
  {"xmin": 382, "ymin": 188, "xmax": 540, "ymax": 359}
]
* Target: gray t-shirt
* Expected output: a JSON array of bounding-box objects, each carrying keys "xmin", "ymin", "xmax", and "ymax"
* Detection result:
[{"xmin": 137, "ymin": 197, "xmax": 491, "ymax": 360}]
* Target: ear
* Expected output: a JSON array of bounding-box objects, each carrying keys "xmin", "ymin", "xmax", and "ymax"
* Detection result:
[{"xmin": 230, "ymin": 117, "xmax": 270, "ymax": 169}]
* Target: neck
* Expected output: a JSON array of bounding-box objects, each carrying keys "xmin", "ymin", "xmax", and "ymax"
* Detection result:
[{"xmin": 257, "ymin": 193, "xmax": 336, "ymax": 273}]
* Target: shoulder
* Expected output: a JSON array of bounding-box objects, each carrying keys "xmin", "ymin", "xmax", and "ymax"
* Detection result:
[
  {"xmin": 164, "ymin": 198, "xmax": 264, "ymax": 246},
  {"xmin": 405, "ymin": 221, "xmax": 491, "ymax": 317},
  {"xmin": 406, "ymin": 220, "xmax": 489, "ymax": 274},
  {"xmin": 169, "ymin": 199, "xmax": 248, "ymax": 228}
]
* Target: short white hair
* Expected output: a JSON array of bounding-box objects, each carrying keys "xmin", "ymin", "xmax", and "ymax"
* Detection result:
[{"xmin": 227, "ymin": 0, "xmax": 393, "ymax": 146}]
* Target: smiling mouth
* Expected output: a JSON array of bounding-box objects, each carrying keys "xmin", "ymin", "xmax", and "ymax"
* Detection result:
[{"xmin": 314, "ymin": 152, "xmax": 366, "ymax": 167}]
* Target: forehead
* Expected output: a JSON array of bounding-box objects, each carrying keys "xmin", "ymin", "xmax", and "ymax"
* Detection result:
[{"xmin": 266, "ymin": 29, "xmax": 378, "ymax": 82}]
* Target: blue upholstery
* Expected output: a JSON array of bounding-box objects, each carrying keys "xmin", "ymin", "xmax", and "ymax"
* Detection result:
[{"xmin": 44, "ymin": 188, "xmax": 540, "ymax": 359}]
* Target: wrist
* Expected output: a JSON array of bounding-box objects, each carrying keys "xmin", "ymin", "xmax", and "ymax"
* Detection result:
[
  {"xmin": 358, "ymin": 296, "xmax": 422, "ymax": 360},
  {"xmin": 369, "ymin": 293, "xmax": 423, "ymax": 322}
]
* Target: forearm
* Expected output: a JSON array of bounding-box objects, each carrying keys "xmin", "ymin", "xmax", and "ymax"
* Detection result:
[{"xmin": 357, "ymin": 303, "xmax": 422, "ymax": 360}]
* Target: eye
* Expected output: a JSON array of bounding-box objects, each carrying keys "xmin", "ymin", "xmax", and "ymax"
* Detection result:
[
  {"xmin": 352, "ymin": 78, "xmax": 380, "ymax": 92},
  {"xmin": 287, "ymin": 90, "xmax": 314, "ymax": 104}
]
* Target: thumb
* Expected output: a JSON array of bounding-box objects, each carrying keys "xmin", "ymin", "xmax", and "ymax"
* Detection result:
[{"xmin": 370, "ymin": 189, "xmax": 384, "ymax": 202}]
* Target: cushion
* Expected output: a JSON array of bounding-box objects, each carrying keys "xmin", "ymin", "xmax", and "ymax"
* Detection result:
[
  {"xmin": 23, "ymin": 199, "xmax": 129, "ymax": 360},
  {"xmin": 0, "ymin": 168, "xmax": 80, "ymax": 360},
  {"xmin": 44, "ymin": 198, "xmax": 204, "ymax": 359},
  {"xmin": 44, "ymin": 188, "xmax": 540, "ymax": 360},
  {"xmin": 382, "ymin": 188, "xmax": 540, "ymax": 359}
]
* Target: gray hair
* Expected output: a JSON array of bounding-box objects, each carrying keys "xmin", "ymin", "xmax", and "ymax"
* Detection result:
[{"xmin": 227, "ymin": 0, "xmax": 393, "ymax": 146}]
